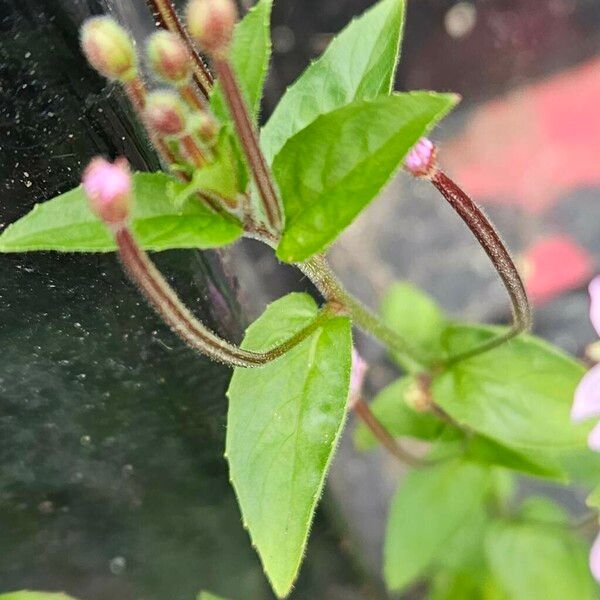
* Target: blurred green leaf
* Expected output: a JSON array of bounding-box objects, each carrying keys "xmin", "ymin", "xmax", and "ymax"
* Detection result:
[
  {"xmin": 519, "ymin": 497, "xmax": 569, "ymax": 525},
  {"xmin": 226, "ymin": 293, "xmax": 352, "ymax": 598},
  {"xmin": 485, "ymin": 520, "xmax": 593, "ymax": 600},
  {"xmin": 262, "ymin": 0, "xmax": 406, "ymax": 163},
  {"xmin": 428, "ymin": 572, "xmax": 508, "ymax": 600},
  {"xmin": 381, "ymin": 282, "xmax": 448, "ymax": 369},
  {"xmin": 274, "ymin": 92, "xmax": 457, "ymax": 262},
  {"xmin": 354, "ymin": 377, "xmax": 446, "ymax": 450},
  {"xmin": 211, "ymin": 0, "xmax": 272, "ymax": 121},
  {"xmin": 587, "ymin": 485, "xmax": 600, "ymax": 509},
  {"xmin": 462, "ymin": 435, "xmax": 565, "ymax": 480},
  {"xmin": 197, "ymin": 592, "xmax": 229, "ymax": 600},
  {"xmin": 0, "ymin": 173, "xmax": 242, "ymax": 253},
  {"xmin": 384, "ymin": 460, "xmax": 491, "ymax": 591},
  {"xmin": 433, "ymin": 325, "xmax": 589, "ymax": 453},
  {"xmin": 0, "ymin": 593, "xmax": 78, "ymax": 600}
]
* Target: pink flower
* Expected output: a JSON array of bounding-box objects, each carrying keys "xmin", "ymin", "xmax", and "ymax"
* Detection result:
[
  {"xmin": 348, "ymin": 348, "xmax": 368, "ymax": 409},
  {"xmin": 571, "ymin": 276, "xmax": 600, "ymax": 452},
  {"xmin": 82, "ymin": 157, "xmax": 131, "ymax": 226},
  {"xmin": 404, "ymin": 137, "xmax": 436, "ymax": 178}
]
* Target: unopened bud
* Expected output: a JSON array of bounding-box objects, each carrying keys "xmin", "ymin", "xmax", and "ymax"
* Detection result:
[
  {"xmin": 186, "ymin": 0, "xmax": 237, "ymax": 56},
  {"xmin": 404, "ymin": 137, "xmax": 436, "ymax": 178},
  {"xmin": 193, "ymin": 112, "xmax": 219, "ymax": 142},
  {"xmin": 144, "ymin": 90, "xmax": 188, "ymax": 137},
  {"xmin": 146, "ymin": 31, "xmax": 193, "ymax": 85},
  {"xmin": 82, "ymin": 157, "xmax": 131, "ymax": 226},
  {"xmin": 80, "ymin": 17, "xmax": 136, "ymax": 81},
  {"xmin": 404, "ymin": 376, "xmax": 432, "ymax": 413}
]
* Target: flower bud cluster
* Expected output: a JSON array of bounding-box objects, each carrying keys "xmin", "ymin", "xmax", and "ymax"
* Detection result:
[{"xmin": 79, "ymin": 1, "xmax": 239, "ymax": 224}]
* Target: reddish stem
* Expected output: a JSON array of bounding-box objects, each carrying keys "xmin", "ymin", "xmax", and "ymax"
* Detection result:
[
  {"xmin": 214, "ymin": 57, "xmax": 283, "ymax": 233},
  {"xmin": 353, "ymin": 399, "xmax": 426, "ymax": 467},
  {"xmin": 145, "ymin": 0, "xmax": 213, "ymax": 97},
  {"xmin": 115, "ymin": 227, "xmax": 329, "ymax": 367}
]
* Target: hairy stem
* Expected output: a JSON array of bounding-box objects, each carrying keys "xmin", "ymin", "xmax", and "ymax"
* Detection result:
[
  {"xmin": 213, "ymin": 57, "xmax": 283, "ymax": 233},
  {"xmin": 353, "ymin": 399, "xmax": 427, "ymax": 467},
  {"xmin": 299, "ymin": 255, "xmax": 428, "ymax": 372},
  {"xmin": 145, "ymin": 0, "xmax": 213, "ymax": 97},
  {"xmin": 431, "ymin": 169, "xmax": 532, "ymax": 366},
  {"xmin": 115, "ymin": 227, "xmax": 331, "ymax": 367}
]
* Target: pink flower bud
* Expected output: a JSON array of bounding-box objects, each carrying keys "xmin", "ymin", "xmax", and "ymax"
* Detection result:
[
  {"xmin": 186, "ymin": 0, "xmax": 237, "ymax": 56},
  {"xmin": 82, "ymin": 157, "xmax": 131, "ymax": 226},
  {"xmin": 404, "ymin": 137, "xmax": 436, "ymax": 178},
  {"xmin": 146, "ymin": 31, "xmax": 193, "ymax": 85},
  {"xmin": 80, "ymin": 17, "xmax": 136, "ymax": 81},
  {"xmin": 144, "ymin": 91, "xmax": 188, "ymax": 137},
  {"xmin": 348, "ymin": 349, "xmax": 368, "ymax": 409}
]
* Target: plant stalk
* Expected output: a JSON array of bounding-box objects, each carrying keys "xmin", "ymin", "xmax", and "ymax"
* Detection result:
[
  {"xmin": 299, "ymin": 254, "xmax": 428, "ymax": 372},
  {"xmin": 144, "ymin": 0, "xmax": 213, "ymax": 97},
  {"xmin": 213, "ymin": 57, "xmax": 283, "ymax": 233},
  {"xmin": 353, "ymin": 399, "xmax": 426, "ymax": 467},
  {"xmin": 115, "ymin": 226, "xmax": 330, "ymax": 367},
  {"xmin": 431, "ymin": 169, "xmax": 532, "ymax": 366}
]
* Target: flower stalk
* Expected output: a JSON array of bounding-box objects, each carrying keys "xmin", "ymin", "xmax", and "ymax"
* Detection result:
[
  {"xmin": 404, "ymin": 138, "xmax": 532, "ymax": 365},
  {"xmin": 145, "ymin": 0, "xmax": 213, "ymax": 97}
]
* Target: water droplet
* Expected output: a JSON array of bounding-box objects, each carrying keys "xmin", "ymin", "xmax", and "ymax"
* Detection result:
[{"xmin": 109, "ymin": 556, "xmax": 127, "ymax": 575}]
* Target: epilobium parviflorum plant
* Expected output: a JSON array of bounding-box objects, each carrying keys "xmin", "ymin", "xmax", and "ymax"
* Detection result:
[{"xmin": 3, "ymin": 0, "xmax": 600, "ymax": 598}]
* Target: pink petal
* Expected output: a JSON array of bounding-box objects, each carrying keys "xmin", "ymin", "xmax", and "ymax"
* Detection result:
[
  {"xmin": 571, "ymin": 363, "xmax": 600, "ymax": 422},
  {"xmin": 588, "ymin": 422, "xmax": 600, "ymax": 453},
  {"xmin": 589, "ymin": 276, "xmax": 600, "ymax": 338},
  {"xmin": 348, "ymin": 349, "xmax": 368, "ymax": 408},
  {"xmin": 590, "ymin": 531, "xmax": 600, "ymax": 583}
]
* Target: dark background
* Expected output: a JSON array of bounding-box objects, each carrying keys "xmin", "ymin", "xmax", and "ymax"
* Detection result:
[{"xmin": 1, "ymin": 1, "xmax": 600, "ymax": 599}]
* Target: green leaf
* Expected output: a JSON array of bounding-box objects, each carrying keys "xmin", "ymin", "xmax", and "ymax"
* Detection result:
[
  {"xmin": 171, "ymin": 137, "xmax": 240, "ymax": 208},
  {"xmin": 274, "ymin": 92, "xmax": 457, "ymax": 262},
  {"xmin": 485, "ymin": 520, "xmax": 593, "ymax": 600},
  {"xmin": 519, "ymin": 497, "xmax": 569, "ymax": 525},
  {"xmin": 587, "ymin": 485, "xmax": 600, "ymax": 509},
  {"xmin": 211, "ymin": 0, "xmax": 272, "ymax": 121},
  {"xmin": 463, "ymin": 435, "xmax": 565, "ymax": 480},
  {"xmin": 429, "ymin": 572, "xmax": 508, "ymax": 600},
  {"xmin": 226, "ymin": 293, "xmax": 352, "ymax": 598},
  {"xmin": 0, "ymin": 172, "xmax": 242, "ymax": 253},
  {"xmin": 354, "ymin": 377, "xmax": 446, "ymax": 450},
  {"xmin": 262, "ymin": 0, "xmax": 406, "ymax": 163},
  {"xmin": 381, "ymin": 282, "xmax": 448, "ymax": 370},
  {"xmin": 0, "ymin": 593, "xmax": 78, "ymax": 600},
  {"xmin": 384, "ymin": 460, "xmax": 491, "ymax": 592},
  {"xmin": 380, "ymin": 282, "xmax": 451, "ymax": 374},
  {"xmin": 197, "ymin": 593, "xmax": 229, "ymax": 600},
  {"xmin": 432, "ymin": 325, "xmax": 590, "ymax": 453}
]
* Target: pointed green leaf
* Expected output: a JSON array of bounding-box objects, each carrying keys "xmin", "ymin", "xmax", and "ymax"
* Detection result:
[
  {"xmin": 211, "ymin": 0, "xmax": 272, "ymax": 121},
  {"xmin": 226, "ymin": 293, "xmax": 352, "ymax": 598},
  {"xmin": 485, "ymin": 520, "xmax": 593, "ymax": 600},
  {"xmin": 274, "ymin": 92, "xmax": 457, "ymax": 262},
  {"xmin": 432, "ymin": 325, "xmax": 590, "ymax": 452},
  {"xmin": 354, "ymin": 377, "xmax": 446, "ymax": 450},
  {"xmin": 262, "ymin": 0, "xmax": 406, "ymax": 163},
  {"xmin": 0, "ymin": 172, "xmax": 242, "ymax": 253},
  {"xmin": 384, "ymin": 460, "xmax": 491, "ymax": 591}
]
